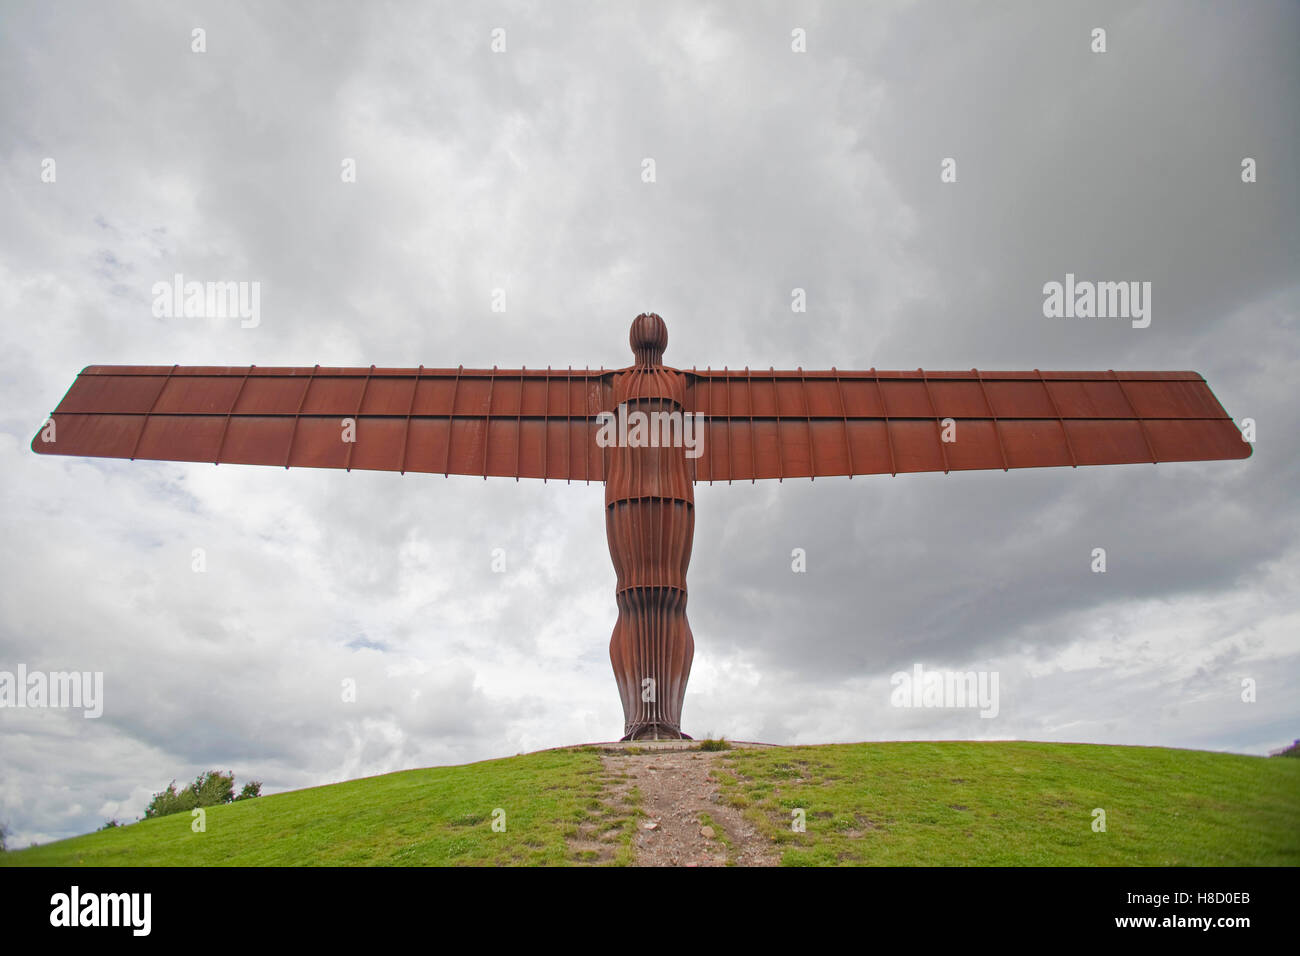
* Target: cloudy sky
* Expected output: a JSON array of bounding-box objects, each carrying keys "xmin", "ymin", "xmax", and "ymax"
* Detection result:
[{"xmin": 2, "ymin": 0, "xmax": 1296, "ymax": 846}]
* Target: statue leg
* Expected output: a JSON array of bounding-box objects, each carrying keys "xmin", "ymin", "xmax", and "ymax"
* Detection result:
[{"xmin": 607, "ymin": 497, "xmax": 695, "ymax": 740}]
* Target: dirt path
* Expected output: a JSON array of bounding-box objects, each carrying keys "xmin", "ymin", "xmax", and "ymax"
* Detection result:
[{"xmin": 600, "ymin": 749, "xmax": 779, "ymax": 867}]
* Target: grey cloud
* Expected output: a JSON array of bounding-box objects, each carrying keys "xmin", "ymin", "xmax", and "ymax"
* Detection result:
[{"xmin": 1, "ymin": 0, "xmax": 1295, "ymax": 845}]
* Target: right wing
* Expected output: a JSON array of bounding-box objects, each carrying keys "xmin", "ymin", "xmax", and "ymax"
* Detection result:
[{"xmin": 682, "ymin": 367, "xmax": 1251, "ymax": 481}]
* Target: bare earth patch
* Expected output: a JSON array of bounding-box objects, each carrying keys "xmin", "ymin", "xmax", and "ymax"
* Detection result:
[{"xmin": 600, "ymin": 749, "xmax": 779, "ymax": 867}]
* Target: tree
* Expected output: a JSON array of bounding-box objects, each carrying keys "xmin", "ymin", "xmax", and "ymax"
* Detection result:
[
  {"xmin": 143, "ymin": 781, "xmax": 196, "ymax": 819},
  {"xmin": 235, "ymin": 781, "xmax": 262, "ymax": 801},
  {"xmin": 0, "ymin": 821, "xmax": 8, "ymax": 852},
  {"xmin": 143, "ymin": 770, "xmax": 260, "ymax": 819},
  {"xmin": 191, "ymin": 769, "xmax": 236, "ymax": 807}
]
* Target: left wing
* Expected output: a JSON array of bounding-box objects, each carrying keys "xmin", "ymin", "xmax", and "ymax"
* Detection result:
[{"xmin": 32, "ymin": 364, "xmax": 617, "ymax": 481}]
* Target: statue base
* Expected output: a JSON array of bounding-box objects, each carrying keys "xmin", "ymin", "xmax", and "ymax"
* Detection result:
[{"xmin": 622, "ymin": 723, "xmax": 693, "ymax": 742}]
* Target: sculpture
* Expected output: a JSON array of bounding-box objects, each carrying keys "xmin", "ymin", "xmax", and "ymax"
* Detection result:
[{"xmin": 32, "ymin": 314, "xmax": 1251, "ymax": 739}]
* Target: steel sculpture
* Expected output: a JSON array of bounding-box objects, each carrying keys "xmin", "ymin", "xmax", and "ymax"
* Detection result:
[{"xmin": 32, "ymin": 314, "xmax": 1251, "ymax": 739}]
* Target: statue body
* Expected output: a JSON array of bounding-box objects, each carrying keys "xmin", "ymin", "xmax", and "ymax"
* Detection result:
[{"xmin": 604, "ymin": 314, "xmax": 695, "ymax": 740}]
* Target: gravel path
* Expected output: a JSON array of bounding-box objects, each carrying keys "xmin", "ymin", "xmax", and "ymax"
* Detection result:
[{"xmin": 601, "ymin": 750, "xmax": 779, "ymax": 867}]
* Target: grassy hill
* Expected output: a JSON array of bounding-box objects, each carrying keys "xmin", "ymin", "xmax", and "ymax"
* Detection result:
[
  {"xmin": 718, "ymin": 741, "xmax": 1299, "ymax": 865},
  {"xmin": 3, "ymin": 741, "xmax": 1297, "ymax": 866}
]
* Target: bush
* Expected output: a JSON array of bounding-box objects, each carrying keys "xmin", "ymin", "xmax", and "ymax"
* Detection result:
[
  {"xmin": 143, "ymin": 781, "xmax": 197, "ymax": 819},
  {"xmin": 144, "ymin": 770, "xmax": 260, "ymax": 819},
  {"xmin": 236, "ymin": 781, "xmax": 262, "ymax": 800}
]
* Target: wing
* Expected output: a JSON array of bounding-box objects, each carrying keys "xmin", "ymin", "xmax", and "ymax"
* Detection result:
[
  {"xmin": 31, "ymin": 365, "xmax": 617, "ymax": 481},
  {"xmin": 683, "ymin": 368, "xmax": 1251, "ymax": 481}
]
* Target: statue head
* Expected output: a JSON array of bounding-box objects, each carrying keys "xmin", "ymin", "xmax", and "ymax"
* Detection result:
[{"xmin": 630, "ymin": 313, "xmax": 667, "ymax": 367}]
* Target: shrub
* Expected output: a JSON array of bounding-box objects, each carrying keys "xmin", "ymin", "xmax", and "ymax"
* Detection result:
[
  {"xmin": 144, "ymin": 770, "xmax": 260, "ymax": 819},
  {"xmin": 143, "ymin": 781, "xmax": 197, "ymax": 819},
  {"xmin": 236, "ymin": 781, "xmax": 262, "ymax": 801}
]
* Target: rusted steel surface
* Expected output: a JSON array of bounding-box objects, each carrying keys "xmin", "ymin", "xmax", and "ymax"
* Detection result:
[
  {"xmin": 682, "ymin": 367, "xmax": 1249, "ymax": 481},
  {"xmin": 37, "ymin": 362, "xmax": 1249, "ymax": 483},
  {"xmin": 36, "ymin": 364, "xmax": 618, "ymax": 482},
  {"xmin": 31, "ymin": 314, "xmax": 1251, "ymax": 740},
  {"xmin": 606, "ymin": 314, "xmax": 695, "ymax": 739},
  {"xmin": 35, "ymin": 356, "xmax": 1249, "ymax": 483}
]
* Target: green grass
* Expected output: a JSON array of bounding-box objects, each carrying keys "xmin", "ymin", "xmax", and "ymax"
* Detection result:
[
  {"xmin": 713, "ymin": 741, "xmax": 1300, "ymax": 866},
  {"xmin": 4, "ymin": 741, "xmax": 1296, "ymax": 866},
  {"xmin": 2, "ymin": 747, "xmax": 623, "ymax": 867}
]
